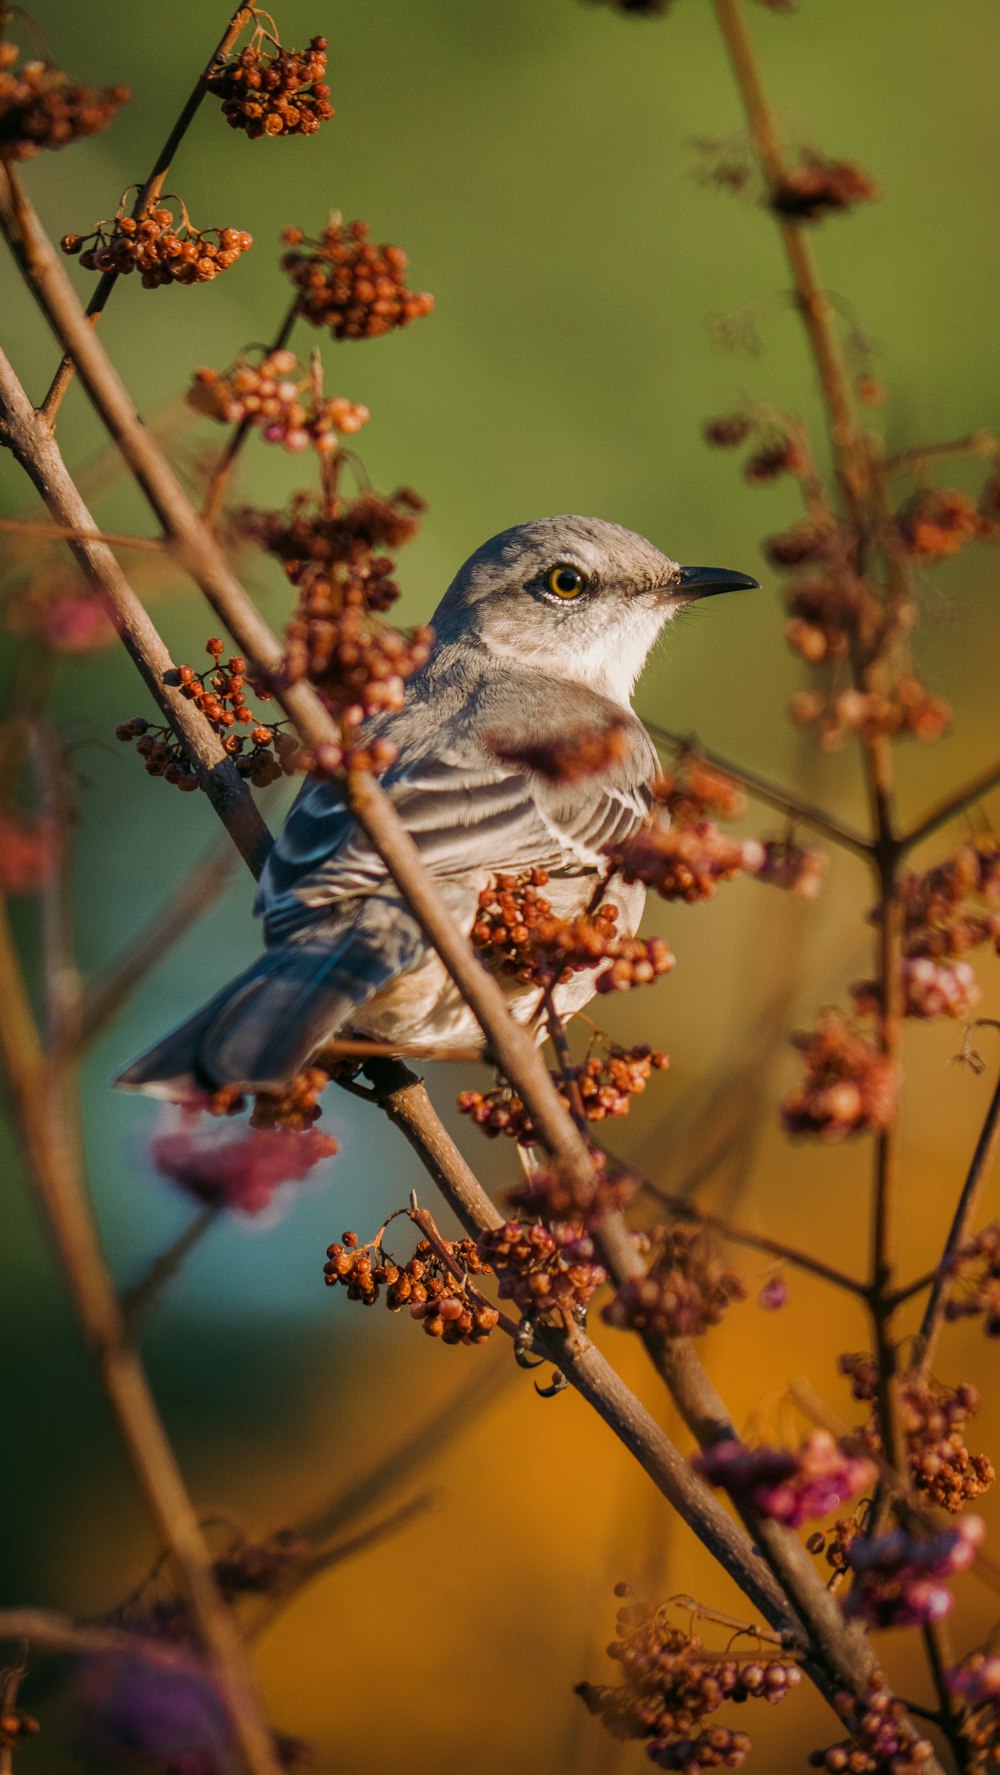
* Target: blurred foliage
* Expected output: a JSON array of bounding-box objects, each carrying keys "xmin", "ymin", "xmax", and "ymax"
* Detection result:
[{"xmin": 2, "ymin": 1, "xmax": 1000, "ymax": 1771}]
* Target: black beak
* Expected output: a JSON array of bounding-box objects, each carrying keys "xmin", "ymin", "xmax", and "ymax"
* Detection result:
[{"xmin": 673, "ymin": 565, "xmax": 761, "ymax": 599}]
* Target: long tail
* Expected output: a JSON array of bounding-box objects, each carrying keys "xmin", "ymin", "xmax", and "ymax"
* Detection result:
[{"xmin": 115, "ymin": 908, "xmax": 421, "ymax": 1099}]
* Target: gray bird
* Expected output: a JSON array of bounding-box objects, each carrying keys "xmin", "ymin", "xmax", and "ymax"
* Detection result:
[{"xmin": 117, "ymin": 516, "xmax": 757, "ymax": 1098}]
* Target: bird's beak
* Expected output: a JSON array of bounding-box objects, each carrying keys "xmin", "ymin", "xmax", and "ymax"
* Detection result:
[{"xmin": 671, "ymin": 565, "xmax": 762, "ymax": 600}]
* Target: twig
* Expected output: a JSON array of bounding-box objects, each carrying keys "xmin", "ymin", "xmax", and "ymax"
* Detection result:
[
  {"xmin": 0, "ymin": 1607, "xmax": 208, "ymax": 1666},
  {"xmin": 646, "ymin": 722, "xmax": 872, "ymax": 858},
  {"xmin": 642, "ymin": 1183, "xmax": 869, "ymax": 1297},
  {"xmin": 39, "ymin": 3, "xmax": 255, "ymax": 422},
  {"xmin": 0, "ymin": 515, "xmax": 167, "ymax": 551},
  {"xmin": 66, "ymin": 840, "xmax": 238, "ymax": 1055},
  {"xmin": 0, "ymin": 902, "xmax": 282, "ymax": 1775},
  {"xmin": 121, "ymin": 1204, "xmax": 222, "ymax": 1334},
  {"xmin": 247, "ymin": 1493, "xmax": 435, "ymax": 1643},
  {"xmin": 902, "ymin": 759, "xmax": 1000, "ymax": 854},
  {"xmin": 0, "ymin": 1648, "xmax": 28, "ymax": 1775},
  {"xmin": 911, "ymin": 1060, "xmax": 1000, "ymax": 1378},
  {"xmin": 884, "ymin": 432, "xmax": 998, "ymax": 477}
]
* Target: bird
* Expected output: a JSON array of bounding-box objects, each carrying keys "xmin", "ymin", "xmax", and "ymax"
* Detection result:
[{"xmin": 117, "ymin": 515, "xmax": 758, "ymax": 1100}]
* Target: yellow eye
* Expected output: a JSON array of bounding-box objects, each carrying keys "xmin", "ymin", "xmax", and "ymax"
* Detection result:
[{"xmin": 547, "ymin": 564, "xmax": 586, "ymax": 599}]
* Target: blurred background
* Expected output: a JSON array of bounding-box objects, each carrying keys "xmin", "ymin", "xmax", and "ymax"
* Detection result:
[{"xmin": 2, "ymin": 0, "xmax": 999, "ymax": 1769}]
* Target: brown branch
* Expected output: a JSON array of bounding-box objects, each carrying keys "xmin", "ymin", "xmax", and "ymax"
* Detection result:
[
  {"xmin": 646, "ymin": 722, "xmax": 872, "ymax": 858},
  {"xmin": 884, "ymin": 431, "xmax": 999, "ymax": 477},
  {"xmin": 247, "ymin": 1493, "xmax": 435, "ymax": 1644},
  {"xmin": 0, "ymin": 1606, "xmax": 213, "ymax": 1667},
  {"xmin": 121, "ymin": 1204, "xmax": 222, "ymax": 1333},
  {"xmin": 201, "ymin": 297, "xmax": 300, "ymax": 525},
  {"xmin": 0, "ymin": 514, "xmax": 167, "ymax": 551},
  {"xmin": 0, "ymin": 901, "xmax": 282, "ymax": 1775},
  {"xmin": 911, "ymin": 1061, "xmax": 1000, "ymax": 1378},
  {"xmin": 39, "ymin": 3, "xmax": 255, "ymax": 422},
  {"xmin": 903, "ymin": 758, "xmax": 1000, "ymax": 854},
  {"xmin": 642, "ymin": 1183, "xmax": 869, "ymax": 1298}
]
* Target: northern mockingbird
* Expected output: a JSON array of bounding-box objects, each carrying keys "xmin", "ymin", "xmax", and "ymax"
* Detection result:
[{"xmin": 118, "ymin": 515, "xmax": 757, "ymax": 1097}]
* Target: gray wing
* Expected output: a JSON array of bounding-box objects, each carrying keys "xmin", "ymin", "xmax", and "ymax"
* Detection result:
[{"xmin": 258, "ymin": 679, "xmax": 656, "ymax": 943}]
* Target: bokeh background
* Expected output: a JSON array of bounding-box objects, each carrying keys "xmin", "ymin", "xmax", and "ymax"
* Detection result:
[{"xmin": 3, "ymin": 1, "xmax": 1000, "ymax": 1769}]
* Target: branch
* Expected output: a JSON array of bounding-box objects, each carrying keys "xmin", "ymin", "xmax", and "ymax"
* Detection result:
[
  {"xmin": 645, "ymin": 723, "xmax": 871, "ymax": 857},
  {"xmin": 642, "ymin": 1184, "xmax": 869, "ymax": 1298},
  {"xmin": 912, "ymin": 1059, "xmax": 1000, "ymax": 1378},
  {"xmin": 902, "ymin": 759, "xmax": 1000, "ymax": 854},
  {"xmin": 40, "ymin": 3, "xmax": 255, "ymax": 422},
  {"xmin": 0, "ymin": 514, "xmax": 166, "ymax": 551},
  {"xmin": 121, "ymin": 1204, "xmax": 222, "ymax": 1333},
  {"xmin": 201, "ymin": 297, "xmax": 299, "ymax": 525}
]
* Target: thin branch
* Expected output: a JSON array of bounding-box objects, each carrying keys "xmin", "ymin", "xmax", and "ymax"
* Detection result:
[
  {"xmin": 911, "ymin": 1061, "xmax": 1000, "ymax": 1378},
  {"xmin": 0, "ymin": 902, "xmax": 282, "ymax": 1775},
  {"xmin": 903, "ymin": 759, "xmax": 1000, "ymax": 854},
  {"xmin": 0, "ymin": 514, "xmax": 167, "ymax": 551},
  {"xmin": 66, "ymin": 840, "xmax": 238, "ymax": 1055},
  {"xmin": 201, "ymin": 297, "xmax": 299, "ymax": 525},
  {"xmin": 646, "ymin": 722, "xmax": 872, "ymax": 858},
  {"xmin": 884, "ymin": 431, "xmax": 998, "ymax": 477},
  {"xmin": 0, "ymin": 1607, "xmax": 212, "ymax": 1667},
  {"xmin": 642, "ymin": 1183, "xmax": 869, "ymax": 1297},
  {"xmin": 247, "ymin": 1493, "xmax": 435, "ymax": 1644},
  {"xmin": 39, "ymin": 3, "xmax": 255, "ymax": 422},
  {"xmin": 121, "ymin": 1204, "xmax": 222, "ymax": 1334}
]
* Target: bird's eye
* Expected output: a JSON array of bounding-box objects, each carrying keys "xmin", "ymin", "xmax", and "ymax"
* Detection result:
[{"xmin": 546, "ymin": 564, "xmax": 586, "ymax": 599}]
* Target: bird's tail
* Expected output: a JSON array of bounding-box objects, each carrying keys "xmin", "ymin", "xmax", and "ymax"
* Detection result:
[{"xmin": 115, "ymin": 912, "xmax": 420, "ymax": 1099}]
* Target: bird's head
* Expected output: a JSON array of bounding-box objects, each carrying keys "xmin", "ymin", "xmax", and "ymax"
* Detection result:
[{"xmin": 430, "ymin": 515, "xmax": 759, "ymax": 707}]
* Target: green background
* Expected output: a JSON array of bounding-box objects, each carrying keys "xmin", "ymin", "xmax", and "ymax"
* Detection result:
[{"xmin": 2, "ymin": 1, "xmax": 999, "ymax": 1770}]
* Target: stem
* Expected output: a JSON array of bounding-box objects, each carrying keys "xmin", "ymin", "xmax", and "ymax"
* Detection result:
[
  {"xmin": 0, "ymin": 515, "xmax": 166, "ymax": 550},
  {"xmin": 646, "ymin": 722, "xmax": 872, "ymax": 858},
  {"xmin": 39, "ymin": 3, "xmax": 255, "ymax": 423},
  {"xmin": 121, "ymin": 1204, "xmax": 222, "ymax": 1334},
  {"xmin": 0, "ymin": 902, "xmax": 282, "ymax": 1775},
  {"xmin": 902, "ymin": 759, "xmax": 1000, "ymax": 854},
  {"xmin": 246, "ymin": 1493, "xmax": 435, "ymax": 1644},
  {"xmin": 201, "ymin": 298, "xmax": 300, "ymax": 525},
  {"xmin": 642, "ymin": 1184, "xmax": 869, "ymax": 1297},
  {"xmin": 884, "ymin": 431, "xmax": 998, "ymax": 477},
  {"xmin": 911, "ymin": 1063, "xmax": 1000, "ymax": 1378}
]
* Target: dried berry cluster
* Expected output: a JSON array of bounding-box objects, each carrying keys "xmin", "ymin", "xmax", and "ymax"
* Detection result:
[
  {"xmin": 282, "ymin": 217, "xmax": 434, "ymax": 339},
  {"xmin": 770, "ymin": 152, "xmax": 877, "ymax": 222},
  {"xmin": 577, "ymin": 1595, "xmax": 801, "ymax": 1774},
  {"xmin": 705, "ymin": 411, "xmax": 810, "ymax": 487},
  {"xmin": 63, "ymin": 204, "xmax": 252, "ymax": 287},
  {"xmin": 477, "ymin": 1219, "xmax": 606, "ymax": 1320},
  {"xmin": 188, "ymin": 349, "xmax": 367, "ymax": 451},
  {"xmin": 898, "ymin": 488, "xmax": 984, "ymax": 562},
  {"xmin": 241, "ymin": 487, "xmax": 423, "ymax": 601},
  {"xmin": 694, "ymin": 1433, "xmax": 875, "ymax": 1529},
  {"xmin": 806, "ymin": 1510, "xmax": 865, "ymax": 1577},
  {"xmin": 852, "ymin": 956, "xmax": 980, "ymax": 1023},
  {"xmin": 323, "ymin": 1228, "xmax": 499, "ymax": 1344},
  {"xmin": 756, "ymin": 838, "xmax": 828, "ymax": 900},
  {"xmin": 458, "ymin": 1045, "xmax": 668, "ymax": 1144},
  {"xmin": 947, "ymin": 1653, "xmax": 1000, "ymax": 1775},
  {"xmin": 602, "ymin": 1225, "xmax": 746, "ymax": 1340},
  {"xmin": 116, "ymin": 638, "xmax": 296, "ymax": 790},
  {"xmin": 469, "ymin": 869, "xmax": 675, "ymax": 994},
  {"xmin": 781, "ymin": 1013, "xmax": 899, "ymax": 1140},
  {"xmin": 604, "ymin": 757, "xmax": 771, "ymax": 903},
  {"xmin": 789, "ymin": 682, "xmax": 951, "ymax": 749},
  {"xmin": 840, "ymin": 1356, "xmax": 995, "ymax": 1513},
  {"xmin": 844, "ymin": 1515, "xmax": 984, "ymax": 1630},
  {"xmin": 206, "ymin": 1063, "xmax": 333, "ymax": 1132},
  {"xmin": 206, "ymin": 33, "xmax": 333, "ymax": 138},
  {"xmin": 506, "ymin": 1157, "xmax": 640, "ymax": 1226},
  {"xmin": 810, "ymin": 1676, "xmax": 936, "ymax": 1774},
  {"xmin": 0, "ymin": 40, "xmax": 128, "ymax": 160},
  {"xmin": 945, "ymin": 1223, "xmax": 1000, "ymax": 1338},
  {"xmin": 150, "ymin": 1117, "xmax": 337, "ymax": 1216},
  {"xmin": 0, "ymin": 1705, "xmax": 39, "ymax": 1756}
]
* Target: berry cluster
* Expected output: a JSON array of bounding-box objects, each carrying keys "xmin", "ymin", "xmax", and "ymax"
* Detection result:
[
  {"xmin": 806, "ymin": 1510, "xmax": 865, "ymax": 1576},
  {"xmin": 0, "ymin": 41, "xmax": 128, "ymax": 160},
  {"xmin": 458, "ymin": 1045, "xmax": 669, "ymax": 1144},
  {"xmin": 241, "ymin": 487, "xmax": 424, "ymax": 603},
  {"xmin": 945, "ymin": 1224, "xmax": 1000, "ymax": 1339},
  {"xmin": 898, "ymin": 488, "xmax": 983, "ymax": 562},
  {"xmin": 897, "ymin": 841, "xmax": 1000, "ymax": 964},
  {"xmin": 842, "ymin": 1358, "xmax": 995, "ymax": 1514},
  {"xmin": 282, "ymin": 217, "xmax": 434, "ymax": 339},
  {"xmin": 116, "ymin": 639, "xmax": 296, "ymax": 791},
  {"xmin": 282, "ymin": 588, "xmax": 432, "ymax": 727},
  {"xmin": 477, "ymin": 1220, "xmax": 606, "ymax": 1320},
  {"xmin": 150, "ymin": 1116, "xmax": 337, "ymax": 1217},
  {"xmin": 606, "ymin": 821, "xmax": 764, "ymax": 904},
  {"xmin": 506, "ymin": 1156, "xmax": 640, "ymax": 1227},
  {"xmin": 486, "ymin": 714, "xmax": 633, "ymax": 783},
  {"xmin": 654, "ymin": 758, "xmax": 747, "ymax": 823},
  {"xmin": 206, "ymin": 33, "xmax": 333, "ymax": 138},
  {"xmin": 206, "ymin": 1063, "xmax": 333, "ymax": 1132},
  {"xmin": 602, "ymin": 1225, "xmax": 746, "ymax": 1340},
  {"xmin": 851, "ymin": 956, "xmax": 980, "ymax": 1023},
  {"xmin": 694, "ymin": 1433, "xmax": 875, "ymax": 1529},
  {"xmin": 189, "ymin": 350, "xmax": 367, "ymax": 451},
  {"xmin": 770, "ymin": 152, "xmax": 877, "ymax": 222},
  {"xmin": 577, "ymin": 1594, "xmax": 800, "ymax": 1774},
  {"xmin": 0, "ymin": 1705, "xmax": 39, "ymax": 1756},
  {"xmin": 781, "ymin": 1014, "xmax": 899, "ymax": 1140},
  {"xmin": 789, "ymin": 680, "xmax": 951, "ymax": 749},
  {"xmin": 63, "ymin": 204, "xmax": 252, "ymax": 287},
  {"xmin": 765, "ymin": 517, "xmax": 853, "ymax": 570},
  {"xmin": 810, "ymin": 1676, "xmax": 936, "ymax": 1774},
  {"xmin": 783, "ymin": 573, "xmax": 868, "ymax": 663},
  {"xmin": 323, "ymin": 1228, "xmax": 499, "ymax": 1345},
  {"xmin": 704, "ymin": 409, "xmax": 812, "ymax": 491},
  {"xmin": 947, "ymin": 1652, "xmax": 1000, "ymax": 1775},
  {"xmin": 469, "ymin": 869, "xmax": 675, "ymax": 993},
  {"xmin": 756, "ymin": 838, "xmax": 828, "ymax": 901},
  {"xmin": 845, "ymin": 1514, "xmax": 984, "ymax": 1630}
]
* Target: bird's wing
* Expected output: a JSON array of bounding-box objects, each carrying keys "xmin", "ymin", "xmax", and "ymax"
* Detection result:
[{"xmin": 257, "ymin": 683, "xmax": 656, "ymax": 942}]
